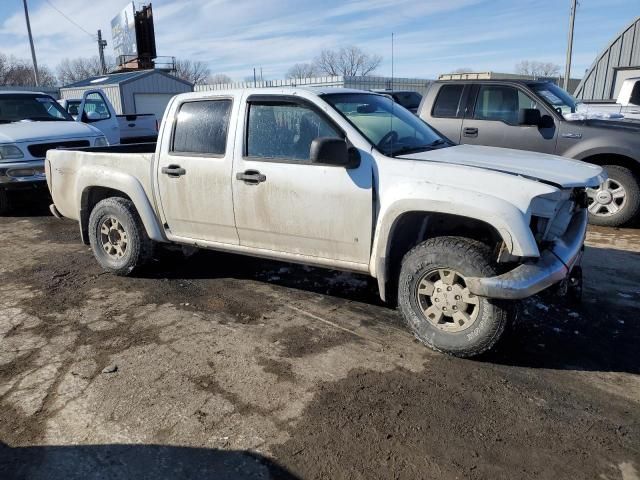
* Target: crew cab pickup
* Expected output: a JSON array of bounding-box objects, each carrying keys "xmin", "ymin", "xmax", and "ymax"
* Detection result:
[
  {"xmin": 0, "ymin": 91, "xmax": 108, "ymax": 214},
  {"xmin": 46, "ymin": 87, "xmax": 603, "ymax": 357},
  {"xmin": 59, "ymin": 90, "xmax": 158, "ymax": 145},
  {"xmin": 419, "ymin": 80, "xmax": 640, "ymax": 227}
]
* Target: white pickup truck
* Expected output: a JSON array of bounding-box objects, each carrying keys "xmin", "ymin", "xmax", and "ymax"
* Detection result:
[
  {"xmin": 579, "ymin": 77, "xmax": 640, "ymax": 121},
  {"xmin": 46, "ymin": 87, "xmax": 604, "ymax": 357},
  {"xmin": 0, "ymin": 91, "xmax": 108, "ymax": 214},
  {"xmin": 59, "ymin": 90, "xmax": 158, "ymax": 145}
]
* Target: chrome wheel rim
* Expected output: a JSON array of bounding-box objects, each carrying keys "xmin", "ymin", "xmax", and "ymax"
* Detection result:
[
  {"xmin": 586, "ymin": 178, "xmax": 627, "ymax": 217},
  {"xmin": 415, "ymin": 269, "xmax": 479, "ymax": 333},
  {"xmin": 100, "ymin": 216, "xmax": 128, "ymax": 259}
]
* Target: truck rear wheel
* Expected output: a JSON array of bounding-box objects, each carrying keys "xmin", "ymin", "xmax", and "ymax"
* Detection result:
[
  {"xmin": 398, "ymin": 237, "xmax": 511, "ymax": 357},
  {"xmin": 587, "ymin": 165, "xmax": 640, "ymax": 227},
  {"xmin": 88, "ymin": 197, "xmax": 153, "ymax": 276}
]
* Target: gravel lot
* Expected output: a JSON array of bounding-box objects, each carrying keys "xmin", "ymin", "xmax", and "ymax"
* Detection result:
[{"xmin": 1, "ymin": 196, "xmax": 639, "ymax": 480}]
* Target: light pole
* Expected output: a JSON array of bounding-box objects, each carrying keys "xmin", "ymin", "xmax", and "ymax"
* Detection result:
[
  {"xmin": 564, "ymin": 0, "xmax": 577, "ymax": 90},
  {"xmin": 22, "ymin": 0, "xmax": 40, "ymax": 86}
]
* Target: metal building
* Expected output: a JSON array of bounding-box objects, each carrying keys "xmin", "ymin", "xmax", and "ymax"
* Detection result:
[
  {"xmin": 60, "ymin": 70, "xmax": 193, "ymax": 120},
  {"xmin": 196, "ymin": 75, "xmax": 434, "ymax": 96},
  {"xmin": 574, "ymin": 16, "xmax": 640, "ymax": 101}
]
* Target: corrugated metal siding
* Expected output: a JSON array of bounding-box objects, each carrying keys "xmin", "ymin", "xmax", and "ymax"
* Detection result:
[
  {"xmin": 59, "ymin": 85, "xmax": 123, "ymax": 114},
  {"xmin": 122, "ymin": 73, "xmax": 192, "ymax": 114},
  {"xmin": 575, "ymin": 17, "xmax": 640, "ymax": 100}
]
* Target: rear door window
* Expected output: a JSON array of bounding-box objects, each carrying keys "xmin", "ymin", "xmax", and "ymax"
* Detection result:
[
  {"xmin": 172, "ymin": 99, "xmax": 232, "ymax": 155},
  {"xmin": 432, "ymin": 85, "xmax": 465, "ymax": 118}
]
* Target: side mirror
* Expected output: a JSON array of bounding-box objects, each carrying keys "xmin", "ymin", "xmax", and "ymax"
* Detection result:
[
  {"xmin": 518, "ymin": 108, "xmax": 542, "ymax": 126},
  {"xmin": 539, "ymin": 114, "xmax": 555, "ymax": 129},
  {"xmin": 85, "ymin": 111, "xmax": 101, "ymax": 121},
  {"xmin": 310, "ymin": 137, "xmax": 360, "ymax": 168}
]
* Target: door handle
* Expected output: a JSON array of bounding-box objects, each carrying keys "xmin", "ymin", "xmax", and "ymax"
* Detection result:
[
  {"xmin": 236, "ymin": 169, "xmax": 266, "ymax": 184},
  {"xmin": 161, "ymin": 164, "xmax": 186, "ymax": 177},
  {"xmin": 463, "ymin": 127, "xmax": 478, "ymax": 137}
]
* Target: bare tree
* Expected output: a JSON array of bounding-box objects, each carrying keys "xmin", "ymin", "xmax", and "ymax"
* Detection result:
[
  {"xmin": 286, "ymin": 63, "xmax": 317, "ymax": 80},
  {"xmin": 207, "ymin": 73, "xmax": 232, "ymax": 85},
  {"xmin": 314, "ymin": 46, "xmax": 382, "ymax": 77},
  {"xmin": 56, "ymin": 56, "xmax": 115, "ymax": 85},
  {"xmin": 173, "ymin": 59, "xmax": 210, "ymax": 85},
  {"xmin": 0, "ymin": 53, "xmax": 56, "ymax": 87},
  {"xmin": 515, "ymin": 60, "xmax": 561, "ymax": 77}
]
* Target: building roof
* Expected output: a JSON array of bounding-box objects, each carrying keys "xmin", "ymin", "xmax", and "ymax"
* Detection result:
[
  {"xmin": 575, "ymin": 16, "xmax": 640, "ymax": 100},
  {"xmin": 61, "ymin": 69, "xmax": 192, "ymax": 89}
]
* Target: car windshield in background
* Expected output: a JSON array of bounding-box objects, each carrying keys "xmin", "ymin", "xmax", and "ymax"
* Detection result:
[
  {"xmin": 528, "ymin": 83, "xmax": 579, "ymax": 115},
  {"xmin": 323, "ymin": 93, "xmax": 447, "ymax": 157},
  {"xmin": 392, "ymin": 91, "xmax": 423, "ymax": 110},
  {"xmin": 0, "ymin": 94, "xmax": 73, "ymax": 123}
]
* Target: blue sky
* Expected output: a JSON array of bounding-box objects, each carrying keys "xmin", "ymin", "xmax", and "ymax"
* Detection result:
[{"xmin": 0, "ymin": 0, "xmax": 638, "ymax": 81}]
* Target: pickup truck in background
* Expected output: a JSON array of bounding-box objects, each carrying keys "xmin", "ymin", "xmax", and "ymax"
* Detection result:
[
  {"xmin": 59, "ymin": 90, "xmax": 158, "ymax": 145},
  {"xmin": 579, "ymin": 77, "xmax": 640, "ymax": 121},
  {"xmin": 47, "ymin": 87, "xmax": 603, "ymax": 357},
  {"xmin": 0, "ymin": 90, "xmax": 108, "ymax": 214},
  {"xmin": 419, "ymin": 79, "xmax": 640, "ymax": 227}
]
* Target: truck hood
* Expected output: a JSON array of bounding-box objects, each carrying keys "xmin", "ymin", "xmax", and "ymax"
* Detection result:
[
  {"xmin": 0, "ymin": 120, "xmax": 101, "ymax": 143},
  {"xmin": 398, "ymin": 144, "xmax": 605, "ymax": 188},
  {"xmin": 574, "ymin": 117, "xmax": 640, "ymax": 131}
]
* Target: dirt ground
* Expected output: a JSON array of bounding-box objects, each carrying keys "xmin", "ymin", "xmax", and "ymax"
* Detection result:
[{"xmin": 1, "ymin": 195, "xmax": 639, "ymax": 480}]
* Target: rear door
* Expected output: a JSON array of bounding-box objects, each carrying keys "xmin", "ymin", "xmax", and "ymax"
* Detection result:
[
  {"xmin": 460, "ymin": 84, "xmax": 558, "ymax": 154},
  {"xmin": 156, "ymin": 97, "xmax": 239, "ymax": 244},
  {"xmin": 420, "ymin": 84, "xmax": 468, "ymax": 143},
  {"xmin": 231, "ymin": 95, "xmax": 373, "ymax": 265},
  {"xmin": 78, "ymin": 90, "xmax": 120, "ymax": 144}
]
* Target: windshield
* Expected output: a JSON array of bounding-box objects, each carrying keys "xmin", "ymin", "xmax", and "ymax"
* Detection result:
[
  {"xmin": 323, "ymin": 93, "xmax": 448, "ymax": 156},
  {"xmin": 0, "ymin": 94, "xmax": 73, "ymax": 123},
  {"xmin": 528, "ymin": 83, "xmax": 579, "ymax": 115}
]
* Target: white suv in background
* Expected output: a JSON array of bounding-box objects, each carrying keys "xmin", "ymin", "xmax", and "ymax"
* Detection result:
[{"xmin": 0, "ymin": 91, "xmax": 107, "ymax": 214}]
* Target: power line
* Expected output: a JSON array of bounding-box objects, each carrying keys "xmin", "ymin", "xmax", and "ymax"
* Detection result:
[{"xmin": 44, "ymin": 0, "xmax": 96, "ymax": 39}]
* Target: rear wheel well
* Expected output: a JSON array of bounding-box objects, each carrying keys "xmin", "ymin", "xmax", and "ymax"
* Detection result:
[
  {"xmin": 581, "ymin": 153, "xmax": 640, "ymax": 177},
  {"xmin": 382, "ymin": 212, "xmax": 503, "ymax": 305},
  {"xmin": 80, "ymin": 187, "xmax": 130, "ymax": 244}
]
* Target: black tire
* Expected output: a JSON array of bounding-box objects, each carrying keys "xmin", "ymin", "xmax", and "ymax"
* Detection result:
[
  {"xmin": 88, "ymin": 197, "xmax": 154, "ymax": 275},
  {"xmin": 398, "ymin": 236, "xmax": 511, "ymax": 358},
  {"xmin": 588, "ymin": 165, "xmax": 640, "ymax": 227},
  {"xmin": 0, "ymin": 188, "xmax": 10, "ymax": 215}
]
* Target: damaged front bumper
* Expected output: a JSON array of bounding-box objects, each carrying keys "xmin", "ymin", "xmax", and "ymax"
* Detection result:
[{"xmin": 466, "ymin": 209, "xmax": 588, "ymax": 300}]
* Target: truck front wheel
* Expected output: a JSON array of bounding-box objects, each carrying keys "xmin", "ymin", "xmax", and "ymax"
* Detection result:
[
  {"xmin": 587, "ymin": 165, "xmax": 640, "ymax": 227},
  {"xmin": 398, "ymin": 237, "xmax": 511, "ymax": 357},
  {"xmin": 88, "ymin": 197, "xmax": 153, "ymax": 276}
]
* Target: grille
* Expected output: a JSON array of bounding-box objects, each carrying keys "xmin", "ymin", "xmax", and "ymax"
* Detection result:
[{"xmin": 27, "ymin": 140, "xmax": 90, "ymax": 158}]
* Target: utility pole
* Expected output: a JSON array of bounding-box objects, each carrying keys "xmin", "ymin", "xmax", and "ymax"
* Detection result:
[
  {"xmin": 564, "ymin": 0, "xmax": 577, "ymax": 90},
  {"xmin": 97, "ymin": 30, "xmax": 108, "ymax": 74},
  {"xmin": 22, "ymin": 0, "xmax": 39, "ymax": 86}
]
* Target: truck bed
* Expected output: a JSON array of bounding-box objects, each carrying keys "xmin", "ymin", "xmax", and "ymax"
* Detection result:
[{"xmin": 46, "ymin": 146, "xmax": 157, "ymax": 223}]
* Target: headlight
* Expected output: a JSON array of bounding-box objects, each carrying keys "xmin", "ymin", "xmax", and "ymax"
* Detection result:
[
  {"xmin": 0, "ymin": 144, "xmax": 25, "ymax": 162},
  {"xmin": 94, "ymin": 136, "xmax": 108, "ymax": 147}
]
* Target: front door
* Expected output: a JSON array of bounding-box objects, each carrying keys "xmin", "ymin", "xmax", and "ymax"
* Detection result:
[
  {"xmin": 156, "ymin": 97, "xmax": 239, "ymax": 244},
  {"xmin": 78, "ymin": 90, "xmax": 120, "ymax": 145},
  {"xmin": 461, "ymin": 84, "xmax": 558, "ymax": 154},
  {"xmin": 232, "ymin": 96, "xmax": 373, "ymax": 265}
]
